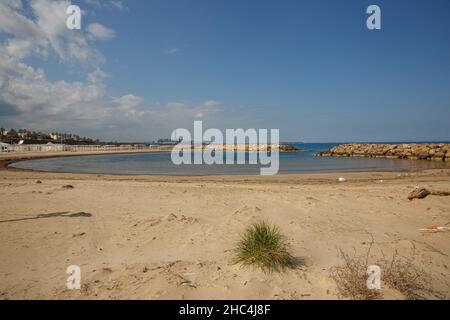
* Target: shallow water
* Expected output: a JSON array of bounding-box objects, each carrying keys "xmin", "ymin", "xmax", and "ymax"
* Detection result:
[{"xmin": 10, "ymin": 143, "xmax": 449, "ymax": 175}]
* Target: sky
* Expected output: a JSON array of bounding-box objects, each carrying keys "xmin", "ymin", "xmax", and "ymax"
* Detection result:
[{"xmin": 0, "ymin": 0, "xmax": 449, "ymax": 142}]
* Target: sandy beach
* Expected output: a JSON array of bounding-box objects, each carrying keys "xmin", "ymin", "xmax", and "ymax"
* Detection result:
[
  {"xmin": 0, "ymin": 152, "xmax": 449, "ymax": 300},
  {"xmin": 1, "ymin": 0, "xmax": 450, "ymax": 308}
]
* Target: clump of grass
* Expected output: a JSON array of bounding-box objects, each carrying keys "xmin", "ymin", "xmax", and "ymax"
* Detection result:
[{"xmin": 233, "ymin": 221, "xmax": 294, "ymax": 273}]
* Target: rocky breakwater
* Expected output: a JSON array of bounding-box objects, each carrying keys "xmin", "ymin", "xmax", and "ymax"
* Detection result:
[
  {"xmin": 315, "ymin": 143, "xmax": 450, "ymax": 162},
  {"xmin": 201, "ymin": 144, "xmax": 305, "ymax": 152}
]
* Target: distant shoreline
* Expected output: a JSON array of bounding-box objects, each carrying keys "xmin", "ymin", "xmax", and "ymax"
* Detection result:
[
  {"xmin": 3, "ymin": 149, "xmax": 449, "ymax": 177},
  {"xmin": 0, "ymin": 143, "xmax": 307, "ymax": 171},
  {"xmin": 0, "ymin": 149, "xmax": 170, "ymax": 171}
]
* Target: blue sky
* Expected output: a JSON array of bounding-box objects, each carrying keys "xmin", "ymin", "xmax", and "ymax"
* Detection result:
[{"xmin": 0, "ymin": 0, "xmax": 449, "ymax": 142}]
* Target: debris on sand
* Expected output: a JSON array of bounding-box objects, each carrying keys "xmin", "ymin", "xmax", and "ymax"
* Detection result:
[
  {"xmin": 36, "ymin": 180, "xmax": 42, "ymax": 184},
  {"xmin": 431, "ymin": 190, "xmax": 450, "ymax": 196},
  {"xmin": 72, "ymin": 232, "xmax": 86, "ymax": 238},
  {"xmin": 408, "ymin": 188, "xmax": 431, "ymax": 200},
  {"xmin": 408, "ymin": 187, "xmax": 450, "ymax": 200},
  {"xmin": 62, "ymin": 185, "xmax": 74, "ymax": 189},
  {"xmin": 164, "ymin": 213, "xmax": 178, "ymax": 221},
  {"xmin": 418, "ymin": 225, "xmax": 449, "ymax": 233},
  {"xmin": 338, "ymin": 177, "xmax": 347, "ymax": 182}
]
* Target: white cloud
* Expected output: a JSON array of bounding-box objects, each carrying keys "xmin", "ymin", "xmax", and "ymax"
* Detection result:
[
  {"xmin": 0, "ymin": 0, "xmax": 136, "ymax": 136},
  {"xmin": 87, "ymin": 23, "xmax": 115, "ymax": 40},
  {"xmin": 165, "ymin": 47, "xmax": 179, "ymax": 55},
  {"xmin": 0, "ymin": 1, "xmax": 228, "ymax": 141},
  {"xmin": 145, "ymin": 101, "xmax": 223, "ymax": 127},
  {"xmin": 84, "ymin": 0, "xmax": 124, "ymax": 10},
  {"xmin": 0, "ymin": 0, "xmax": 104, "ymax": 64},
  {"xmin": 0, "ymin": 53, "xmax": 149, "ymax": 138},
  {"xmin": 109, "ymin": 0, "xmax": 124, "ymax": 10},
  {"xmin": 203, "ymin": 100, "xmax": 222, "ymax": 107}
]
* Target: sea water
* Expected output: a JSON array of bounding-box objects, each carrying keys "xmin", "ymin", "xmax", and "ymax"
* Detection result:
[{"xmin": 10, "ymin": 143, "xmax": 449, "ymax": 175}]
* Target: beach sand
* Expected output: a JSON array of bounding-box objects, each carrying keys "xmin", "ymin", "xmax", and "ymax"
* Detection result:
[{"xmin": 0, "ymin": 153, "xmax": 449, "ymax": 299}]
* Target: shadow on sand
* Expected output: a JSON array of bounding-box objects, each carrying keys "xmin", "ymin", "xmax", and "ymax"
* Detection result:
[{"xmin": 0, "ymin": 211, "xmax": 92, "ymax": 224}]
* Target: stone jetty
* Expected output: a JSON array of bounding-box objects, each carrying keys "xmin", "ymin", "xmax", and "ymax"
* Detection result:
[{"xmin": 315, "ymin": 143, "xmax": 450, "ymax": 162}]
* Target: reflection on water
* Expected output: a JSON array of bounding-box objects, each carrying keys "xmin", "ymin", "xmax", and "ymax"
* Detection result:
[{"xmin": 10, "ymin": 143, "xmax": 449, "ymax": 175}]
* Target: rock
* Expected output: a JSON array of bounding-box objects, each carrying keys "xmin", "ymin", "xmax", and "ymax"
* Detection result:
[
  {"xmin": 315, "ymin": 143, "xmax": 450, "ymax": 162},
  {"xmin": 408, "ymin": 188, "xmax": 431, "ymax": 200}
]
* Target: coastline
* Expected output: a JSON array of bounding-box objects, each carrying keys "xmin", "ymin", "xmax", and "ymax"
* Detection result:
[
  {"xmin": 0, "ymin": 149, "xmax": 172, "ymax": 169},
  {"xmin": 0, "ymin": 145, "xmax": 306, "ymax": 173},
  {"xmin": 2, "ymin": 148, "xmax": 448, "ymax": 177}
]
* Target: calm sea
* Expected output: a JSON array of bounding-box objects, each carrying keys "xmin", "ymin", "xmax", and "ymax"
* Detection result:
[{"xmin": 10, "ymin": 143, "xmax": 449, "ymax": 175}]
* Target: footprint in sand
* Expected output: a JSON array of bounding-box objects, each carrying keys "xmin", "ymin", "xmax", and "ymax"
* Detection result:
[
  {"xmin": 232, "ymin": 206, "xmax": 263, "ymax": 222},
  {"xmin": 132, "ymin": 217, "xmax": 162, "ymax": 228},
  {"xmin": 164, "ymin": 213, "xmax": 198, "ymax": 224}
]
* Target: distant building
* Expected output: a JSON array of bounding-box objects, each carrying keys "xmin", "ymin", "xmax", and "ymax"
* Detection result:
[
  {"xmin": 157, "ymin": 138, "xmax": 180, "ymax": 146},
  {"xmin": 0, "ymin": 142, "xmax": 10, "ymax": 152}
]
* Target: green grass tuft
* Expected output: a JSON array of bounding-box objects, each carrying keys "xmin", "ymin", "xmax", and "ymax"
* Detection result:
[{"xmin": 234, "ymin": 221, "xmax": 294, "ymax": 272}]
